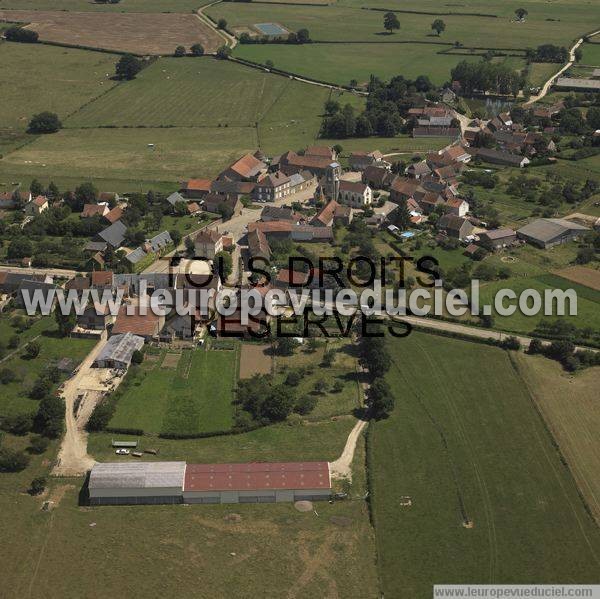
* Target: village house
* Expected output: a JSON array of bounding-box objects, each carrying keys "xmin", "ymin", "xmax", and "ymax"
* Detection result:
[
  {"xmin": 0, "ymin": 190, "xmax": 31, "ymax": 209},
  {"xmin": 437, "ymin": 214, "xmax": 474, "ymax": 240},
  {"xmin": 81, "ymin": 203, "xmax": 110, "ymax": 218},
  {"xmin": 390, "ymin": 178, "xmax": 421, "ymax": 203},
  {"xmin": 311, "ymin": 199, "xmax": 340, "ymax": 227},
  {"xmin": 248, "ymin": 221, "xmax": 333, "ymax": 243},
  {"xmin": 98, "ymin": 220, "xmax": 127, "ymax": 248},
  {"xmin": 91, "ymin": 270, "xmax": 114, "ymax": 291},
  {"xmin": 442, "ymin": 145, "xmax": 471, "ymax": 163},
  {"xmin": 77, "ymin": 303, "xmax": 115, "ymax": 330},
  {"xmin": 406, "ymin": 161, "xmax": 432, "ymax": 180},
  {"xmin": 338, "ymin": 181, "xmax": 372, "ymax": 208},
  {"xmin": 261, "ymin": 206, "xmax": 303, "ymax": 223},
  {"xmin": 166, "ymin": 191, "xmax": 187, "ymax": 207},
  {"xmin": 15, "ymin": 278, "xmax": 56, "ymax": 309},
  {"xmin": 276, "ymin": 151, "xmax": 341, "ymax": 180},
  {"xmin": 104, "ymin": 206, "xmax": 124, "ymax": 224},
  {"xmin": 254, "ymin": 172, "xmax": 291, "ymax": 202},
  {"xmin": 194, "ymin": 228, "xmax": 223, "ymax": 260},
  {"xmin": 187, "ymin": 202, "xmax": 202, "ymax": 215},
  {"xmin": 445, "ymin": 197, "xmax": 469, "ymax": 218},
  {"xmin": 305, "ymin": 145, "xmax": 336, "ymax": 160},
  {"xmin": 202, "ymin": 194, "xmax": 243, "ymax": 218},
  {"xmin": 247, "ymin": 228, "xmax": 272, "ymax": 262},
  {"xmin": 112, "ymin": 306, "xmax": 164, "ymax": 341},
  {"xmin": 288, "ymin": 171, "xmax": 316, "ymax": 194},
  {"xmin": 24, "ymin": 195, "xmax": 49, "ymax": 216}
]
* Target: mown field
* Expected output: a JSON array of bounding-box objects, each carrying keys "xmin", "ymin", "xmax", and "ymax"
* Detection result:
[
  {"xmin": 514, "ymin": 352, "xmax": 600, "ymax": 523},
  {"xmin": 369, "ymin": 332, "xmax": 600, "ymax": 598},
  {"xmin": 0, "ymin": 42, "xmax": 117, "ymax": 130},
  {"xmin": 580, "ymin": 42, "xmax": 600, "ymax": 65},
  {"xmin": 0, "ymin": 0, "xmax": 211, "ymax": 10},
  {"xmin": 109, "ymin": 348, "xmax": 237, "ymax": 435},
  {"xmin": 235, "ymin": 43, "xmax": 487, "ymax": 87}
]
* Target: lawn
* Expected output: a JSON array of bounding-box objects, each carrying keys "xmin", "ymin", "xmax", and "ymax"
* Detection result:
[
  {"xmin": 0, "ymin": 318, "xmax": 96, "ymax": 418},
  {"xmin": 273, "ymin": 340, "xmax": 362, "ymax": 420},
  {"xmin": 0, "ymin": 42, "xmax": 118, "ymax": 130},
  {"xmin": 369, "ymin": 331, "xmax": 600, "ymax": 598},
  {"xmin": 109, "ymin": 348, "xmax": 238, "ymax": 435},
  {"xmin": 513, "ymin": 352, "xmax": 600, "ymax": 524}
]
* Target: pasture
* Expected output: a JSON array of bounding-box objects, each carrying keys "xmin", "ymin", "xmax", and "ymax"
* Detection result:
[
  {"xmin": 0, "ymin": 42, "xmax": 118, "ymax": 130},
  {"xmin": 580, "ymin": 42, "xmax": 600, "ymax": 66},
  {"xmin": 109, "ymin": 348, "xmax": 237, "ymax": 435},
  {"xmin": 369, "ymin": 331, "xmax": 600, "ymax": 598},
  {"xmin": 514, "ymin": 352, "xmax": 600, "ymax": 524},
  {"xmin": 0, "ymin": 0, "xmax": 212, "ymax": 10},
  {"xmin": 235, "ymin": 42, "xmax": 487, "ymax": 86},
  {"xmin": 0, "ymin": 10, "xmax": 222, "ymax": 55}
]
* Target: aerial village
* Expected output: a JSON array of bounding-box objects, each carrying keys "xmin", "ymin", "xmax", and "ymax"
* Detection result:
[{"xmin": 1, "ymin": 95, "xmax": 599, "ymax": 506}]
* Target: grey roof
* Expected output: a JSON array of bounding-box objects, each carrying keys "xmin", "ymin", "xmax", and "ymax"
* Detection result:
[
  {"xmin": 517, "ymin": 218, "xmax": 589, "ymax": 243},
  {"xmin": 84, "ymin": 241, "xmax": 108, "ymax": 252},
  {"xmin": 125, "ymin": 247, "xmax": 148, "ymax": 264},
  {"xmin": 167, "ymin": 191, "xmax": 187, "ymax": 206},
  {"xmin": 555, "ymin": 77, "xmax": 600, "ymax": 90},
  {"xmin": 98, "ymin": 220, "xmax": 127, "ymax": 247},
  {"xmin": 288, "ymin": 173, "xmax": 306, "ymax": 186},
  {"xmin": 94, "ymin": 332, "xmax": 144, "ymax": 366},
  {"xmin": 148, "ymin": 231, "xmax": 173, "ymax": 253},
  {"xmin": 89, "ymin": 461, "xmax": 186, "ymax": 490},
  {"xmin": 17, "ymin": 279, "xmax": 56, "ymax": 301}
]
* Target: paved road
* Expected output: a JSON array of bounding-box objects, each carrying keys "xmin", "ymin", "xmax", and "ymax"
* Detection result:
[{"xmin": 525, "ymin": 29, "xmax": 600, "ymax": 106}]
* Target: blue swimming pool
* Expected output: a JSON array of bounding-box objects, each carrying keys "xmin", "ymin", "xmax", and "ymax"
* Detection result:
[
  {"xmin": 400, "ymin": 231, "xmax": 416, "ymax": 239},
  {"xmin": 255, "ymin": 22, "xmax": 288, "ymax": 36}
]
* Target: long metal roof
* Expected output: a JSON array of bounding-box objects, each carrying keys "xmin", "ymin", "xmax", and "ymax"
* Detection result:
[{"xmin": 89, "ymin": 462, "xmax": 186, "ymax": 489}]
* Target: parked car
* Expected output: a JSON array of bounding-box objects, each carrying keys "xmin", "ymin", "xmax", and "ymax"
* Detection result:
[{"xmin": 115, "ymin": 449, "xmax": 130, "ymax": 455}]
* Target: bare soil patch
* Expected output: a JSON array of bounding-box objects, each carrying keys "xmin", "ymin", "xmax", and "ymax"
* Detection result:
[
  {"xmin": 0, "ymin": 10, "xmax": 222, "ymax": 55},
  {"xmin": 161, "ymin": 352, "xmax": 182, "ymax": 369},
  {"xmin": 553, "ymin": 265, "xmax": 600, "ymax": 291},
  {"xmin": 239, "ymin": 343, "xmax": 272, "ymax": 378}
]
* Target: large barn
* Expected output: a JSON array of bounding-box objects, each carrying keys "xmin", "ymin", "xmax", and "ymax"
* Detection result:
[{"xmin": 87, "ymin": 461, "xmax": 331, "ymax": 505}]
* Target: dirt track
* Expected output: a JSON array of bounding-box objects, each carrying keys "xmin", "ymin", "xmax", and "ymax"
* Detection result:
[
  {"xmin": 53, "ymin": 331, "xmax": 124, "ymax": 477},
  {"xmin": 0, "ymin": 10, "xmax": 222, "ymax": 55}
]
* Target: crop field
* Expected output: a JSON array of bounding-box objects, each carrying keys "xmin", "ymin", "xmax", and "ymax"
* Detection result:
[
  {"xmin": 0, "ymin": 10, "xmax": 222, "ymax": 55},
  {"xmin": 369, "ymin": 332, "xmax": 600, "ymax": 598},
  {"xmin": 0, "ymin": 0, "xmax": 213, "ymax": 10},
  {"xmin": 514, "ymin": 353, "xmax": 600, "ymax": 523},
  {"xmin": 0, "ymin": 42, "xmax": 118, "ymax": 130},
  {"xmin": 235, "ymin": 43, "xmax": 487, "ymax": 87},
  {"xmin": 239, "ymin": 343, "xmax": 272, "ymax": 378},
  {"xmin": 109, "ymin": 348, "xmax": 237, "ymax": 435},
  {"xmin": 0, "ymin": 318, "xmax": 96, "ymax": 418}
]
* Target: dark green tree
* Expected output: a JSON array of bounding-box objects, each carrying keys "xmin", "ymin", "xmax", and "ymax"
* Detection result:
[{"xmin": 28, "ymin": 112, "xmax": 62, "ymax": 134}]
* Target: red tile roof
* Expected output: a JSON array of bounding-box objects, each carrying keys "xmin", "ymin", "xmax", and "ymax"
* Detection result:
[
  {"xmin": 186, "ymin": 178, "xmax": 212, "ymax": 192},
  {"xmin": 81, "ymin": 203, "xmax": 107, "ymax": 218},
  {"xmin": 184, "ymin": 462, "xmax": 331, "ymax": 492},
  {"xmin": 104, "ymin": 206, "xmax": 123, "ymax": 223},
  {"xmin": 112, "ymin": 306, "xmax": 160, "ymax": 337},
  {"xmin": 276, "ymin": 269, "xmax": 308, "ymax": 286},
  {"xmin": 91, "ymin": 271, "xmax": 113, "ymax": 287},
  {"xmin": 305, "ymin": 145, "xmax": 333, "ymax": 157},
  {"xmin": 228, "ymin": 153, "xmax": 264, "ymax": 179}
]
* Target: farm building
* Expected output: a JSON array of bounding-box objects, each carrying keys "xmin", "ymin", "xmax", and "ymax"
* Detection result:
[
  {"xmin": 183, "ymin": 462, "xmax": 331, "ymax": 504},
  {"xmin": 87, "ymin": 461, "xmax": 332, "ymax": 505},
  {"xmin": 517, "ymin": 218, "xmax": 589, "ymax": 249},
  {"xmin": 92, "ymin": 332, "xmax": 144, "ymax": 369},
  {"xmin": 88, "ymin": 462, "xmax": 186, "ymax": 505}
]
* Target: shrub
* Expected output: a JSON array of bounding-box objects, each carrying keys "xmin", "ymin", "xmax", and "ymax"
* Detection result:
[
  {"xmin": 285, "ymin": 371, "xmax": 301, "ymax": 386},
  {"xmin": 190, "ymin": 43, "xmax": 204, "ymax": 56},
  {"xmin": 500, "ymin": 336, "xmax": 521, "ymax": 351},
  {"xmin": 5, "ymin": 26, "xmax": 39, "ymax": 43},
  {"xmin": 216, "ymin": 45, "xmax": 232, "ymax": 59},
  {"xmin": 131, "ymin": 350, "xmax": 144, "ymax": 364},
  {"xmin": 528, "ymin": 338, "xmax": 544, "ymax": 354},
  {"xmin": 0, "ymin": 368, "xmax": 16, "ymax": 385},
  {"xmin": 29, "ymin": 477, "xmax": 46, "ymax": 495},
  {"xmin": 30, "ymin": 377, "xmax": 52, "ymax": 400},
  {"xmin": 174, "ymin": 45, "xmax": 186, "ymax": 57},
  {"xmin": 2, "ymin": 414, "xmax": 32, "ymax": 436},
  {"xmin": 115, "ymin": 54, "xmax": 143, "ymax": 80},
  {"xmin": 294, "ymin": 395, "xmax": 318, "ymax": 415},
  {"xmin": 28, "ymin": 112, "xmax": 62, "ymax": 134},
  {"xmin": 34, "ymin": 395, "xmax": 64, "ymax": 438},
  {"xmin": 28, "ymin": 435, "xmax": 50, "ymax": 455},
  {"xmin": 332, "ymin": 380, "xmax": 344, "ymax": 393},
  {"xmin": 25, "ymin": 341, "xmax": 41, "ymax": 359},
  {"xmin": 8, "ymin": 335, "xmax": 19, "ymax": 349},
  {"xmin": 0, "ymin": 448, "xmax": 30, "ymax": 472}
]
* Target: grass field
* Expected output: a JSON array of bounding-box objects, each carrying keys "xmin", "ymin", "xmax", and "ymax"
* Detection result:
[
  {"xmin": 0, "ymin": 416, "xmax": 378, "ymax": 599},
  {"xmin": 580, "ymin": 42, "xmax": 600, "ymax": 66},
  {"xmin": 109, "ymin": 348, "xmax": 237, "ymax": 435},
  {"xmin": 528, "ymin": 62, "xmax": 560, "ymax": 88},
  {"xmin": 369, "ymin": 332, "xmax": 600, "ymax": 598},
  {"xmin": 0, "ymin": 0, "xmax": 211, "ymax": 10},
  {"xmin": 0, "ymin": 318, "xmax": 96, "ymax": 418},
  {"xmin": 514, "ymin": 352, "xmax": 600, "ymax": 523},
  {"xmin": 0, "ymin": 42, "xmax": 118, "ymax": 130},
  {"xmin": 273, "ymin": 340, "xmax": 361, "ymax": 420},
  {"xmin": 235, "ymin": 43, "xmax": 485, "ymax": 86},
  {"xmin": 67, "ymin": 58, "xmax": 292, "ymax": 128}
]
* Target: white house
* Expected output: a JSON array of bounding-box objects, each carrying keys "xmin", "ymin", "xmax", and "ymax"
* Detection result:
[{"xmin": 24, "ymin": 195, "xmax": 49, "ymax": 216}]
